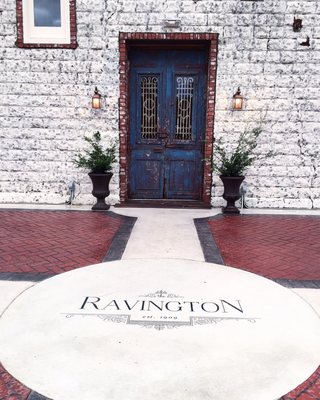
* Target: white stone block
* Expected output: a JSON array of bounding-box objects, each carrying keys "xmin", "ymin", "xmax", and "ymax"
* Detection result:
[{"xmin": 0, "ymin": 0, "xmax": 319, "ymax": 207}]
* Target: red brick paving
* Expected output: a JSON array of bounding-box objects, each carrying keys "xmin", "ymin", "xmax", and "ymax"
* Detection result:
[
  {"xmin": 0, "ymin": 210, "xmax": 123, "ymax": 275},
  {"xmin": 208, "ymin": 215, "xmax": 320, "ymax": 280},
  {"xmin": 207, "ymin": 214, "xmax": 320, "ymax": 399},
  {"xmin": 0, "ymin": 212, "xmax": 319, "ymax": 399},
  {"xmin": 0, "ymin": 364, "xmax": 30, "ymax": 400},
  {"xmin": 281, "ymin": 367, "xmax": 320, "ymax": 400},
  {"xmin": 0, "ymin": 210, "xmax": 126, "ymax": 399}
]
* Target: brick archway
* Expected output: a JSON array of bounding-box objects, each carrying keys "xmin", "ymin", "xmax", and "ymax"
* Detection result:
[{"xmin": 118, "ymin": 32, "xmax": 218, "ymax": 206}]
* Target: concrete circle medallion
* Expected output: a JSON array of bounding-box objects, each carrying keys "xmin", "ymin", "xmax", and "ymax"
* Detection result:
[{"xmin": 0, "ymin": 259, "xmax": 319, "ymax": 400}]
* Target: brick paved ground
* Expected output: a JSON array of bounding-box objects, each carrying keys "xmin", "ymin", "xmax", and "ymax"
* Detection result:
[
  {"xmin": 0, "ymin": 211, "xmax": 319, "ymax": 399},
  {"xmin": 0, "ymin": 364, "xmax": 31, "ymax": 400},
  {"xmin": 0, "ymin": 210, "xmax": 123, "ymax": 277},
  {"xmin": 0, "ymin": 209, "xmax": 135, "ymax": 400},
  {"xmin": 207, "ymin": 215, "xmax": 320, "ymax": 280},
  {"xmin": 205, "ymin": 214, "xmax": 320, "ymax": 400},
  {"xmin": 281, "ymin": 368, "xmax": 320, "ymax": 400}
]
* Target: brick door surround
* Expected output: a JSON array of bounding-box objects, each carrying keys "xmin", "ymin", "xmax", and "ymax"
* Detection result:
[{"xmin": 118, "ymin": 32, "xmax": 218, "ymax": 206}]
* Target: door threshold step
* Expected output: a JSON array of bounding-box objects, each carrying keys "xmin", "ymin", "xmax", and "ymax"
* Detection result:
[{"xmin": 116, "ymin": 200, "xmax": 211, "ymax": 209}]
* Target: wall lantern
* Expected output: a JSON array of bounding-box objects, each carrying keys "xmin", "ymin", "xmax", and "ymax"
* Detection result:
[
  {"xmin": 92, "ymin": 87, "xmax": 102, "ymax": 109},
  {"xmin": 293, "ymin": 17, "xmax": 303, "ymax": 32},
  {"xmin": 232, "ymin": 87, "xmax": 244, "ymax": 110}
]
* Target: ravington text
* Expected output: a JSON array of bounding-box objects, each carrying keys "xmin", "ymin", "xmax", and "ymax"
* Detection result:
[{"xmin": 80, "ymin": 297, "xmax": 244, "ymax": 314}]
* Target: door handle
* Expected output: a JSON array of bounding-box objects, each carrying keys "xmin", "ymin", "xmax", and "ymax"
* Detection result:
[
  {"xmin": 158, "ymin": 132, "xmax": 167, "ymax": 139},
  {"xmin": 158, "ymin": 125, "xmax": 168, "ymax": 140}
]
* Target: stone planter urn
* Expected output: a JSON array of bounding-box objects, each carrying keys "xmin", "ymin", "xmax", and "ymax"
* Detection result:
[
  {"xmin": 89, "ymin": 172, "xmax": 113, "ymax": 211},
  {"xmin": 220, "ymin": 176, "xmax": 245, "ymax": 214},
  {"xmin": 73, "ymin": 132, "xmax": 117, "ymax": 211}
]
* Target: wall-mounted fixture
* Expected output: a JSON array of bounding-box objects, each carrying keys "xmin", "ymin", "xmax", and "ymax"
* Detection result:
[
  {"xmin": 300, "ymin": 36, "xmax": 310, "ymax": 47},
  {"xmin": 92, "ymin": 87, "xmax": 102, "ymax": 109},
  {"xmin": 293, "ymin": 17, "xmax": 303, "ymax": 32},
  {"xmin": 163, "ymin": 20, "xmax": 181, "ymax": 28},
  {"xmin": 232, "ymin": 87, "xmax": 244, "ymax": 110},
  {"xmin": 66, "ymin": 181, "xmax": 76, "ymax": 205}
]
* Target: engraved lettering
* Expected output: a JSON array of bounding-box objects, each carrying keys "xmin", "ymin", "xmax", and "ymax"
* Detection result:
[
  {"xmin": 80, "ymin": 296, "xmax": 101, "ymax": 310},
  {"xmin": 201, "ymin": 302, "xmax": 219, "ymax": 313},
  {"xmin": 147, "ymin": 301, "xmax": 164, "ymax": 311},
  {"xmin": 79, "ymin": 296, "xmax": 244, "ymax": 316},
  {"xmin": 221, "ymin": 300, "xmax": 243, "ymax": 314},
  {"xmin": 102, "ymin": 300, "xmax": 120, "ymax": 311},
  {"xmin": 165, "ymin": 301, "xmax": 182, "ymax": 312},
  {"xmin": 124, "ymin": 300, "xmax": 140, "ymax": 310},
  {"xmin": 183, "ymin": 301, "xmax": 200, "ymax": 312}
]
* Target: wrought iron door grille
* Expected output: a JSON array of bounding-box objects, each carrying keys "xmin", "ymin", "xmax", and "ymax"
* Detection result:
[
  {"xmin": 140, "ymin": 76, "xmax": 158, "ymax": 139},
  {"xmin": 175, "ymin": 76, "xmax": 194, "ymax": 141}
]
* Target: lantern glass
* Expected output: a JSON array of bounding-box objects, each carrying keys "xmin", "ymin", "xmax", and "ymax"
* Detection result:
[
  {"xmin": 232, "ymin": 88, "xmax": 243, "ymax": 110},
  {"xmin": 92, "ymin": 87, "xmax": 101, "ymax": 109}
]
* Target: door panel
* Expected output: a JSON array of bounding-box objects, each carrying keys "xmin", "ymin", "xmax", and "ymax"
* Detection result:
[
  {"xmin": 129, "ymin": 47, "xmax": 207, "ymax": 200},
  {"xmin": 133, "ymin": 155, "xmax": 164, "ymax": 198},
  {"xmin": 165, "ymin": 150, "xmax": 202, "ymax": 199}
]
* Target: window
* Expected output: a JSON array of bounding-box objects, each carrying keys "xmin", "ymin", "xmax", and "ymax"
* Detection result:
[
  {"xmin": 16, "ymin": 0, "xmax": 77, "ymax": 48},
  {"xmin": 34, "ymin": 0, "xmax": 61, "ymax": 27}
]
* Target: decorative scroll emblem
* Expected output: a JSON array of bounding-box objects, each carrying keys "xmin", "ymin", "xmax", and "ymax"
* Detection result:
[
  {"xmin": 62, "ymin": 290, "xmax": 259, "ymax": 331},
  {"xmin": 140, "ymin": 290, "xmax": 183, "ymax": 298}
]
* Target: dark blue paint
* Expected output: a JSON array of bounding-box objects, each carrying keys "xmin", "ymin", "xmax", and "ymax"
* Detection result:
[{"xmin": 129, "ymin": 47, "xmax": 207, "ymax": 200}]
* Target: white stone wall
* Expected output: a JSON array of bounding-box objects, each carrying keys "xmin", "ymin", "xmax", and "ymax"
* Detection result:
[{"xmin": 0, "ymin": 0, "xmax": 319, "ymax": 208}]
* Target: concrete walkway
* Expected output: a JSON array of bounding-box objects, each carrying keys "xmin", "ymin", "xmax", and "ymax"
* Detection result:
[{"xmin": 118, "ymin": 207, "xmax": 217, "ymax": 260}]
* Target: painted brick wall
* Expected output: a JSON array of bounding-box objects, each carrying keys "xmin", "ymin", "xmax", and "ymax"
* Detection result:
[{"xmin": 0, "ymin": 0, "xmax": 319, "ymax": 208}]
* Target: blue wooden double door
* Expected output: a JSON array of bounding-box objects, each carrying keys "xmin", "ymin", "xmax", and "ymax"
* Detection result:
[{"xmin": 129, "ymin": 46, "xmax": 208, "ymax": 200}]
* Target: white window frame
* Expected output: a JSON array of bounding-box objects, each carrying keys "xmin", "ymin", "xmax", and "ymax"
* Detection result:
[{"xmin": 22, "ymin": 0, "xmax": 71, "ymax": 44}]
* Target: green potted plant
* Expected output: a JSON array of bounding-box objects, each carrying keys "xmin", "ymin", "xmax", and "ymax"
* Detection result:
[
  {"xmin": 212, "ymin": 125, "xmax": 272, "ymax": 214},
  {"xmin": 73, "ymin": 131, "xmax": 117, "ymax": 210}
]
